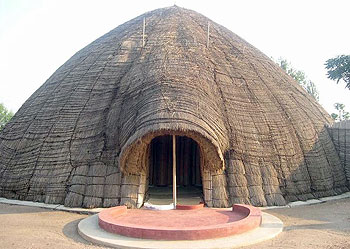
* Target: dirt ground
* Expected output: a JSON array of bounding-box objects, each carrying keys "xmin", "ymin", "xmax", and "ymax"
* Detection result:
[{"xmin": 0, "ymin": 198, "xmax": 349, "ymax": 249}]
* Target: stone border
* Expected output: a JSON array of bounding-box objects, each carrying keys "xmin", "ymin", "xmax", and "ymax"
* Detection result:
[
  {"xmin": 260, "ymin": 192, "xmax": 350, "ymax": 210},
  {"xmin": 0, "ymin": 197, "xmax": 103, "ymax": 214},
  {"xmin": 0, "ymin": 191, "xmax": 349, "ymax": 214}
]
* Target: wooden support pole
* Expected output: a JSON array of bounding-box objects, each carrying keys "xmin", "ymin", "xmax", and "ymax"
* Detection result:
[
  {"xmin": 142, "ymin": 17, "xmax": 146, "ymax": 47},
  {"xmin": 172, "ymin": 134, "xmax": 177, "ymax": 209},
  {"xmin": 207, "ymin": 21, "xmax": 210, "ymax": 48}
]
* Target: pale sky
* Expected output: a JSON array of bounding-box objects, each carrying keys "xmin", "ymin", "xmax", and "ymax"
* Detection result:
[{"xmin": 0, "ymin": 0, "xmax": 349, "ymax": 115}]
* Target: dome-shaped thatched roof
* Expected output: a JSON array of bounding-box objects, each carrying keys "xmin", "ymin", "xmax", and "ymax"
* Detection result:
[{"xmin": 0, "ymin": 6, "xmax": 348, "ymax": 208}]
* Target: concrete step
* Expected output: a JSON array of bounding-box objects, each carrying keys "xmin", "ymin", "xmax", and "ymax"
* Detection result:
[{"xmin": 146, "ymin": 186, "xmax": 203, "ymax": 205}]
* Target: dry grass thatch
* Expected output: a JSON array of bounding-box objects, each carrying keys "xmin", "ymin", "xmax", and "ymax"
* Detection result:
[
  {"xmin": 0, "ymin": 6, "xmax": 348, "ymax": 208},
  {"xmin": 328, "ymin": 120, "xmax": 350, "ymax": 185}
]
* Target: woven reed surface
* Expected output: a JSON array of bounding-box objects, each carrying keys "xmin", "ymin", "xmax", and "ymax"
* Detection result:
[
  {"xmin": 0, "ymin": 6, "xmax": 348, "ymax": 208},
  {"xmin": 328, "ymin": 120, "xmax": 350, "ymax": 184}
]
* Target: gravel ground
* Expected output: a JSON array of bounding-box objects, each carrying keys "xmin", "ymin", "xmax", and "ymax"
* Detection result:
[{"xmin": 0, "ymin": 198, "xmax": 349, "ymax": 249}]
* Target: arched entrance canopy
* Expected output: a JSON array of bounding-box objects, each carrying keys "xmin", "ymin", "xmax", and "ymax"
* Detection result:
[{"xmin": 119, "ymin": 129, "xmax": 225, "ymax": 175}]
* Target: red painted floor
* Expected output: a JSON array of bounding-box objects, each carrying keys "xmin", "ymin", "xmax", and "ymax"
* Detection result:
[
  {"xmin": 111, "ymin": 209, "xmax": 245, "ymax": 228},
  {"xmin": 98, "ymin": 204, "xmax": 262, "ymax": 240}
]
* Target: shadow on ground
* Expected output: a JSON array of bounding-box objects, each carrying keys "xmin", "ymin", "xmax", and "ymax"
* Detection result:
[{"xmin": 62, "ymin": 218, "xmax": 93, "ymax": 245}]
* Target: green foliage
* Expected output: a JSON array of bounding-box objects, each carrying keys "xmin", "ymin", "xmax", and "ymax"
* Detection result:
[
  {"xmin": 330, "ymin": 113, "xmax": 338, "ymax": 121},
  {"xmin": 331, "ymin": 102, "xmax": 350, "ymax": 122},
  {"xmin": 344, "ymin": 112, "xmax": 350, "ymax": 120},
  {"xmin": 0, "ymin": 103, "xmax": 13, "ymax": 130},
  {"xmin": 325, "ymin": 55, "xmax": 350, "ymax": 89},
  {"xmin": 277, "ymin": 58, "xmax": 319, "ymax": 101}
]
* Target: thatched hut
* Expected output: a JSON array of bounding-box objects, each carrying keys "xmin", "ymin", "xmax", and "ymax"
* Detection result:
[{"xmin": 0, "ymin": 6, "xmax": 348, "ymax": 208}]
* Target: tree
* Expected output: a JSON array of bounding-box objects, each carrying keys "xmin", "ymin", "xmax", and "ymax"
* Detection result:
[
  {"xmin": 277, "ymin": 58, "xmax": 319, "ymax": 101},
  {"xmin": 331, "ymin": 102, "xmax": 350, "ymax": 122},
  {"xmin": 0, "ymin": 103, "xmax": 13, "ymax": 131},
  {"xmin": 325, "ymin": 55, "xmax": 350, "ymax": 89}
]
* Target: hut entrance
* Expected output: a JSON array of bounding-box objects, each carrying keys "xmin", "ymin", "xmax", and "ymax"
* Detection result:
[{"xmin": 147, "ymin": 135, "xmax": 203, "ymax": 205}]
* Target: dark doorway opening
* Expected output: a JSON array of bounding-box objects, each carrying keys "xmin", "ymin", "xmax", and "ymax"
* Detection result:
[
  {"xmin": 147, "ymin": 135, "xmax": 202, "ymax": 205},
  {"xmin": 149, "ymin": 135, "xmax": 201, "ymax": 186}
]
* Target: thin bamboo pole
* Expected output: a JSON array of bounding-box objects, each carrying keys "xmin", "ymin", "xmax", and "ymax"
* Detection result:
[
  {"xmin": 172, "ymin": 134, "xmax": 177, "ymax": 209},
  {"xmin": 142, "ymin": 17, "xmax": 146, "ymax": 47},
  {"xmin": 207, "ymin": 21, "xmax": 210, "ymax": 48}
]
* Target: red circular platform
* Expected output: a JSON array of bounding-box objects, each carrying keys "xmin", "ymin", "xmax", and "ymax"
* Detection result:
[{"xmin": 98, "ymin": 204, "xmax": 262, "ymax": 240}]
